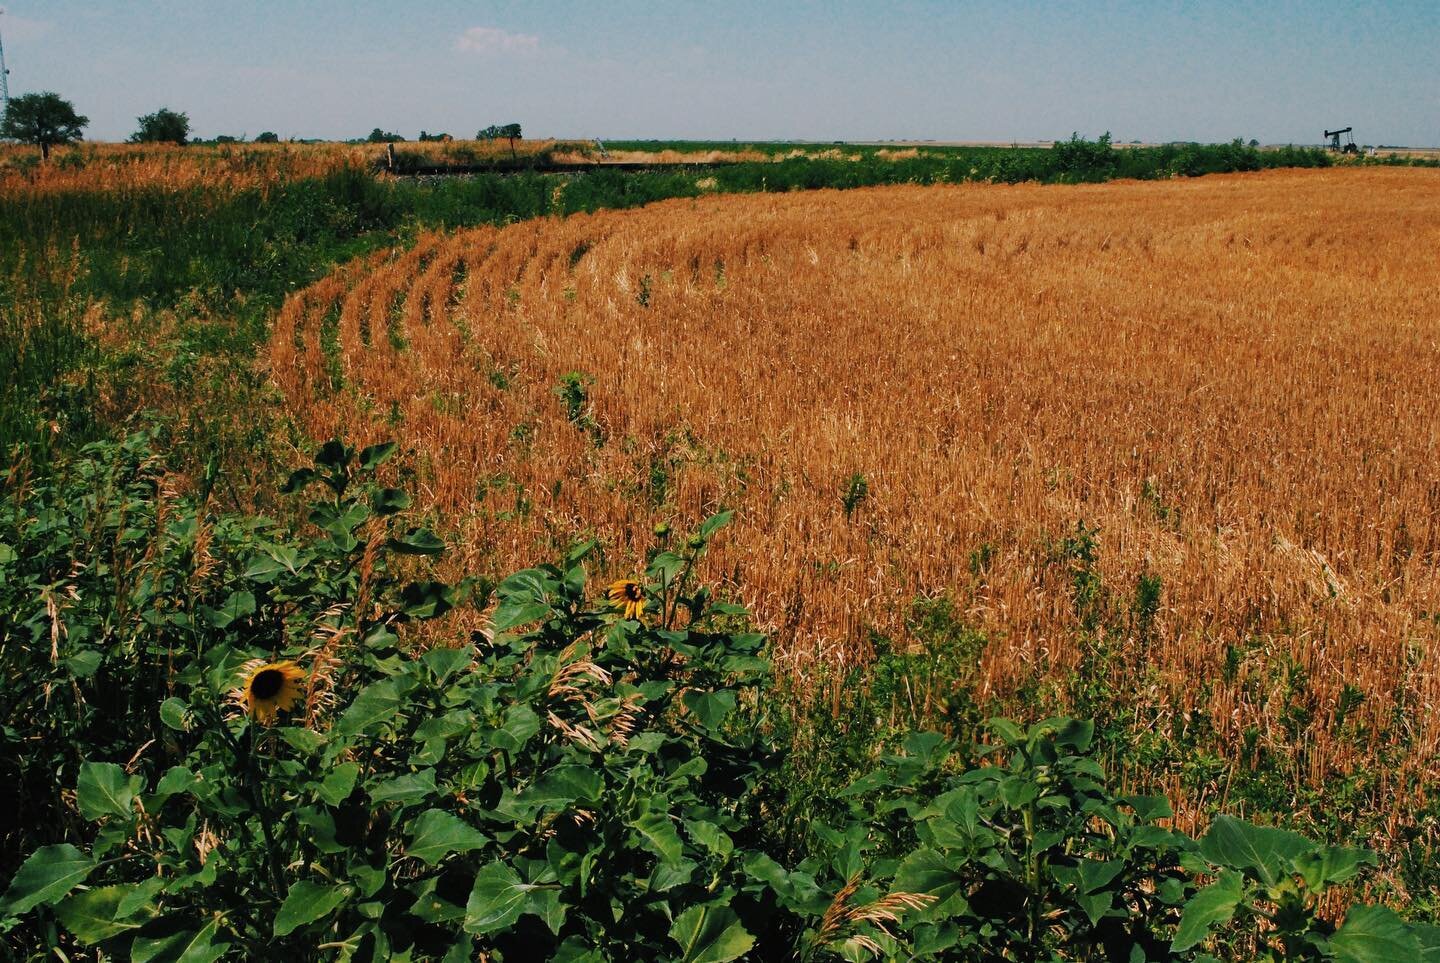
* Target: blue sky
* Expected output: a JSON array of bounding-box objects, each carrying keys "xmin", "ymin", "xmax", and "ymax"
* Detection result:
[{"xmin": 4, "ymin": 1, "xmax": 1436, "ymax": 145}]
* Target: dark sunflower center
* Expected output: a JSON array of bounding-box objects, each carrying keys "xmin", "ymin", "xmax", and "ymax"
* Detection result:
[
  {"xmin": 624, "ymin": 584, "xmax": 643, "ymax": 601},
  {"xmin": 251, "ymin": 669, "xmax": 285, "ymax": 700}
]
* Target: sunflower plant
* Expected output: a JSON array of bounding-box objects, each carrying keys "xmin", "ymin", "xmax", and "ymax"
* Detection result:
[
  {"xmin": 0, "ymin": 437, "xmax": 906, "ymax": 960},
  {"xmin": 6, "ymin": 435, "xmax": 1436, "ymax": 961}
]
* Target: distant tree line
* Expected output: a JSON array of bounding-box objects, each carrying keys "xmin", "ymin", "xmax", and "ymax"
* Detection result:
[{"xmin": 0, "ymin": 90, "xmax": 529, "ymax": 158}]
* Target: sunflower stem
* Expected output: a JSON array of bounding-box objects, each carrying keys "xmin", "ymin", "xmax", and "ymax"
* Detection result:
[{"xmin": 213, "ymin": 711, "xmax": 288, "ymax": 898}]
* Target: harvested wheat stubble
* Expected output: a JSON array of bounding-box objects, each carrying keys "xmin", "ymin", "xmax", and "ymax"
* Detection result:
[{"xmin": 271, "ymin": 168, "xmax": 1440, "ymax": 817}]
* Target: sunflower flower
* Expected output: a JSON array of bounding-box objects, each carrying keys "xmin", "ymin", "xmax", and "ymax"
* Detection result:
[
  {"xmin": 239, "ymin": 660, "xmax": 306, "ymax": 725},
  {"xmin": 606, "ymin": 578, "xmax": 646, "ymax": 621}
]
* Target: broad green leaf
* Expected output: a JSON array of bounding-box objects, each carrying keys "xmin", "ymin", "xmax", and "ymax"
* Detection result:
[
  {"xmin": 632, "ymin": 811, "xmax": 685, "ymax": 864},
  {"xmin": 521, "ymin": 765, "xmax": 604, "ymax": 808},
  {"xmin": 1074, "ymin": 858, "xmax": 1126, "ymax": 894},
  {"xmin": 1122, "ymin": 794, "xmax": 1174, "ymax": 821},
  {"xmin": 650, "ymin": 859, "xmax": 698, "ymax": 893},
  {"xmin": 280, "ymin": 467, "xmax": 317, "ymax": 494},
  {"xmin": 77, "ymin": 761, "xmax": 139, "ymax": 821},
  {"xmin": 894, "ymin": 848, "xmax": 965, "ymax": 901},
  {"xmin": 685, "ymin": 820, "xmax": 733, "ymax": 858},
  {"xmin": 277, "ymin": 726, "xmax": 325, "ymax": 755},
  {"xmin": 407, "ymin": 809, "xmax": 490, "ymax": 866},
  {"xmin": 55, "ymin": 885, "xmax": 146, "ymax": 944},
  {"xmin": 1294, "ymin": 845, "xmax": 1375, "ymax": 891},
  {"xmin": 492, "ymin": 598, "xmax": 550, "ymax": 632},
  {"xmin": 1415, "ymin": 924, "xmax": 1440, "ymax": 962},
  {"xmin": 0, "ymin": 844, "xmax": 97, "ymax": 914},
  {"xmin": 309, "ymin": 499, "xmax": 370, "ymax": 538},
  {"xmin": 986, "ymin": 718, "xmax": 1025, "ymax": 744},
  {"xmin": 131, "ymin": 918, "xmax": 228, "ymax": 963},
  {"xmin": 526, "ymin": 887, "xmax": 566, "ymax": 936},
  {"xmin": 372, "ymin": 487, "xmax": 412, "ymax": 515},
  {"xmin": 205, "ymin": 590, "xmax": 255, "ymax": 629},
  {"xmin": 682, "ymin": 690, "xmax": 737, "ymax": 731},
  {"xmin": 1172, "ymin": 870, "xmax": 1244, "ymax": 952},
  {"xmin": 317, "ymin": 762, "xmax": 360, "ymax": 806},
  {"xmin": 464, "ymin": 861, "xmax": 533, "ymax": 934},
  {"xmin": 1076, "ymin": 890, "xmax": 1112, "ymax": 926},
  {"xmin": 669, "ymin": 901, "xmax": 755, "ymax": 963},
  {"xmin": 648, "ymin": 550, "xmax": 686, "ymax": 584},
  {"xmin": 389, "ymin": 528, "xmax": 445, "ymax": 556},
  {"xmin": 359, "ymin": 441, "xmax": 397, "ymax": 469},
  {"xmin": 1330, "ymin": 905, "xmax": 1423, "ymax": 963},
  {"xmin": 273, "ymin": 880, "xmax": 353, "ymax": 937},
  {"xmin": 65, "ymin": 649, "xmax": 103, "ymax": 678},
  {"xmin": 159, "ymin": 697, "xmax": 191, "ymax": 732},
  {"xmin": 336, "ymin": 678, "xmax": 405, "ymax": 736},
  {"xmin": 1198, "ymin": 815, "xmax": 1314, "ymax": 889},
  {"xmin": 368, "ymin": 769, "xmax": 439, "ymax": 806},
  {"xmin": 492, "ymin": 704, "xmax": 541, "ymax": 752},
  {"xmin": 696, "ymin": 510, "xmax": 734, "ymax": 541},
  {"xmin": 117, "ymin": 876, "xmax": 166, "ymax": 917},
  {"xmin": 423, "ymin": 647, "xmax": 472, "ymax": 681},
  {"xmin": 1051, "ymin": 718, "xmax": 1095, "ymax": 753}
]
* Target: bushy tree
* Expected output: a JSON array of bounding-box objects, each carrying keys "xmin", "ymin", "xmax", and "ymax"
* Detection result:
[
  {"xmin": 129, "ymin": 107, "xmax": 190, "ymax": 145},
  {"xmin": 479, "ymin": 123, "xmax": 523, "ymax": 157},
  {"xmin": 254, "ymin": 131, "xmax": 280, "ymax": 143},
  {"xmin": 0, "ymin": 91, "xmax": 88, "ymax": 161},
  {"xmin": 365, "ymin": 127, "xmax": 404, "ymax": 143}
]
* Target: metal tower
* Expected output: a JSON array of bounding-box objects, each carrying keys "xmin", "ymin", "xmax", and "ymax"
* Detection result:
[{"xmin": 0, "ymin": 8, "xmax": 11, "ymax": 118}]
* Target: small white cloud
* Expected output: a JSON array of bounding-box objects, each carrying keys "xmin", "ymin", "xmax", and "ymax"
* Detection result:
[{"xmin": 456, "ymin": 26, "xmax": 540, "ymax": 55}]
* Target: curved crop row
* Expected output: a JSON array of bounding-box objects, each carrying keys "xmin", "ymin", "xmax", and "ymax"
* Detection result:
[{"xmin": 270, "ymin": 168, "xmax": 1440, "ymax": 835}]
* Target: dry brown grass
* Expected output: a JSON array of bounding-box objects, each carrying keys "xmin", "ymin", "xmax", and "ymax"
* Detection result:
[
  {"xmin": 0, "ymin": 138, "xmax": 574, "ymax": 194},
  {"xmin": 269, "ymin": 168, "xmax": 1440, "ymax": 832}
]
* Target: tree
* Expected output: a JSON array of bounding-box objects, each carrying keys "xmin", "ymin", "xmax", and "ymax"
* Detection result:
[
  {"xmin": 0, "ymin": 91, "xmax": 88, "ymax": 161},
  {"xmin": 366, "ymin": 127, "xmax": 404, "ymax": 144},
  {"xmin": 130, "ymin": 107, "xmax": 190, "ymax": 145},
  {"xmin": 254, "ymin": 131, "xmax": 280, "ymax": 144},
  {"xmin": 500, "ymin": 122, "xmax": 522, "ymax": 158}
]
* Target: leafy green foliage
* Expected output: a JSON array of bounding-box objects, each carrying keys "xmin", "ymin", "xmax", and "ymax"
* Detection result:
[
  {"xmin": 0, "ymin": 92, "xmax": 89, "ymax": 159},
  {"xmin": 130, "ymin": 107, "xmax": 191, "ymax": 146},
  {"xmin": 3, "ymin": 437, "xmax": 1431, "ymax": 959}
]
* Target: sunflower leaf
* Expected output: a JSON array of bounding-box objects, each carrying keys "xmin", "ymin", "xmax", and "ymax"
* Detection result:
[
  {"xmin": 388, "ymin": 528, "xmax": 445, "ymax": 556},
  {"xmin": 77, "ymin": 761, "xmax": 141, "ymax": 822},
  {"xmin": 407, "ymin": 809, "xmax": 490, "ymax": 866},
  {"xmin": 0, "ymin": 844, "xmax": 96, "ymax": 915},
  {"xmin": 273, "ymin": 880, "xmax": 354, "ymax": 937},
  {"xmin": 204, "ymin": 590, "xmax": 255, "ymax": 629},
  {"xmin": 159, "ymin": 697, "xmax": 191, "ymax": 732},
  {"xmin": 464, "ymin": 861, "xmax": 535, "ymax": 934},
  {"xmin": 669, "ymin": 900, "xmax": 755, "ymax": 963},
  {"xmin": 336, "ymin": 677, "xmax": 406, "ymax": 736},
  {"xmin": 131, "ymin": 918, "xmax": 229, "ymax": 963},
  {"xmin": 55, "ymin": 885, "xmax": 149, "ymax": 944},
  {"xmin": 317, "ymin": 762, "xmax": 360, "ymax": 806}
]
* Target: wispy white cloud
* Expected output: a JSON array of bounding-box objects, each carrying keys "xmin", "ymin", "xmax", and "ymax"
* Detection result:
[{"xmin": 455, "ymin": 26, "xmax": 540, "ymax": 55}]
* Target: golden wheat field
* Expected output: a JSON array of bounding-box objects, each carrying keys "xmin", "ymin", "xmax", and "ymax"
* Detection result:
[{"xmin": 270, "ymin": 167, "xmax": 1440, "ymax": 824}]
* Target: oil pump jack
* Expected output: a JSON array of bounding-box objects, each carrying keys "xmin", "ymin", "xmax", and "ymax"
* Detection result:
[{"xmin": 1324, "ymin": 127, "xmax": 1358, "ymax": 154}]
